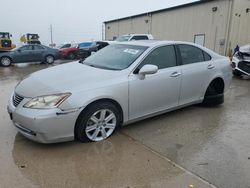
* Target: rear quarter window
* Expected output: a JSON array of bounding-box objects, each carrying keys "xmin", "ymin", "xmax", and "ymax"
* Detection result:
[{"xmin": 203, "ymin": 51, "xmax": 212, "ymax": 61}]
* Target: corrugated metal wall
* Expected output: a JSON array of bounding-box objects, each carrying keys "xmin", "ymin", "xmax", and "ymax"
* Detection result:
[
  {"xmin": 105, "ymin": 0, "xmax": 233, "ymax": 55},
  {"xmin": 229, "ymin": 0, "xmax": 250, "ymax": 54}
]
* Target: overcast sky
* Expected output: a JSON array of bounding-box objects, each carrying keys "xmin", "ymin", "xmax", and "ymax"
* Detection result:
[{"xmin": 2, "ymin": 0, "xmax": 198, "ymax": 45}]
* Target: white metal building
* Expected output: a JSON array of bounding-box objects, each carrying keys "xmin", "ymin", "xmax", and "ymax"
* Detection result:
[{"xmin": 104, "ymin": 0, "xmax": 250, "ymax": 55}]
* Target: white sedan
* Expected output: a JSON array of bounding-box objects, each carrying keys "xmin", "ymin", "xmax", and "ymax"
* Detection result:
[{"xmin": 7, "ymin": 40, "xmax": 232, "ymax": 143}]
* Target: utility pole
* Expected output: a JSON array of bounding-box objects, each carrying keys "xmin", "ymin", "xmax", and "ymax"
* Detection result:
[{"xmin": 49, "ymin": 24, "xmax": 53, "ymax": 45}]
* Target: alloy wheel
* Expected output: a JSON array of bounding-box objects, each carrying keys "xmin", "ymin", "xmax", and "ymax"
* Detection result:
[
  {"xmin": 1, "ymin": 57, "xmax": 11, "ymax": 66},
  {"xmin": 46, "ymin": 56, "xmax": 54, "ymax": 64},
  {"xmin": 85, "ymin": 109, "xmax": 117, "ymax": 141}
]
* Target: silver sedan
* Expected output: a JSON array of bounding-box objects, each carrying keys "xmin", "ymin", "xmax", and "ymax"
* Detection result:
[{"xmin": 7, "ymin": 40, "xmax": 232, "ymax": 143}]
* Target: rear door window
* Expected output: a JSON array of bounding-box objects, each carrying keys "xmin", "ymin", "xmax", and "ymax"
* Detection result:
[
  {"xmin": 178, "ymin": 44, "xmax": 205, "ymax": 65},
  {"xmin": 203, "ymin": 51, "xmax": 212, "ymax": 61},
  {"xmin": 34, "ymin": 45, "xmax": 45, "ymax": 50},
  {"xmin": 20, "ymin": 45, "xmax": 33, "ymax": 51}
]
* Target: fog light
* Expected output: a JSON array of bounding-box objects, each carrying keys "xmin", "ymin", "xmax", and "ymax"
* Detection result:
[{"xmin": 231, "ymin": 62, "xmax": 236, "ymax": 68}]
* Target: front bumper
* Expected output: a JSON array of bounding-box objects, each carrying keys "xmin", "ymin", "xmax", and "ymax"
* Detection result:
[
  {"xmin": 232, "ymin": 57, "xmax": 250, "ymax": 76},
  {"xmin": 7, "ymin": 93, "xmax": 82, "ymax": 143},
  {"xmin": 59, "ymin": 51, "xmax": 67, "ymax": 59}
]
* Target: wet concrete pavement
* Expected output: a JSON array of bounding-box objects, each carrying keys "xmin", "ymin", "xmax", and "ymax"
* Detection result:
[
  {"xmin": 0, "ymin": 61, "xmax": 249, "ymax": 188},
  {"xmin": 122, "ymin": 78, "xmax": 250, "ymax": 188}
]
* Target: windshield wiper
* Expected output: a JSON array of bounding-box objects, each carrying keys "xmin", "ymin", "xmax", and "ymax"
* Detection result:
[
  {"xmin": 78, "ymin": 59, "xmax": 85, "ymax": 64},
  {"xmin": 84, "ymin": 63, "xmax": 120, "ymax": 70}
]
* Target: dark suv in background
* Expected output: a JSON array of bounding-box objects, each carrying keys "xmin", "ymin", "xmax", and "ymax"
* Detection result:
[{"xmin": 78, "ymin": 41, "xmax": 109, "ymax": 59}]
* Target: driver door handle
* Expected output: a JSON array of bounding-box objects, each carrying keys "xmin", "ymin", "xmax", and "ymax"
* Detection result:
[{"xmin": 170, "ymin": 72, "xmax": 181, "ymax": 77}]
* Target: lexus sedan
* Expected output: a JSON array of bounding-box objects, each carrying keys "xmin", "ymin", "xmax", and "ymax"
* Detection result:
[
  {"xmin": 7, "ymin": 40, "xmax": 232, "ymax": 143},
  {"xmin": 0, "ymin": 44, "xmax": 60, "ymax": 67}
]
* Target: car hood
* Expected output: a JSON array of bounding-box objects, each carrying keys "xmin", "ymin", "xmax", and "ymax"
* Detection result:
[
  {"xmin": 239, "ymin": 44, "xmax": 250, "ymax": 54},
  {"xmin": 15, "ymin": 62, "xmax": 125, "ymax": 97},
  {"xmin": 0, "ymin": 51, "xmax": 13, "ymax": 57}
]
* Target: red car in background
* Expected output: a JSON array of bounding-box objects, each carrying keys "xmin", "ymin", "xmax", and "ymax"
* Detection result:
[{"xmin": 59, "ymin": 43, "xmax": 79, "ymax": 59}]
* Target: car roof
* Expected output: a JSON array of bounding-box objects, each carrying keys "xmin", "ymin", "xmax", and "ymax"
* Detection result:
[
  {"xmin": 114, "ymin": 40, "xmax": 221, "ymax": 57},
  {"xmin": 115, "ymin": 40, "xmax": 204, "ymax": 47},
  {"xmin": 117, "ymin": 40, "xmax": 175, "ymax": 47}
]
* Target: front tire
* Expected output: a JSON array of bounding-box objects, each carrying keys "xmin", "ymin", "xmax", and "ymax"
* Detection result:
[
  {"xmin": 0, "ymin": 57, "xmax": 11, "ymax": 67},
  {"xmin": 75, "ymin": 102, "xmax": 121, "ymax": 142},
  {"xmin": 68, "ymin": 52, "xmax": 75, "ymax": 60},
  {"xmin": 45, "ymin": 55, "xmax": 55, "ymax": 64}
]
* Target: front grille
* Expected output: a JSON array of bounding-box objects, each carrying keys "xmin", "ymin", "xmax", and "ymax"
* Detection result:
[
  {"xmin": 238, "ymin": 61, "xmax": 250, "ymax": 74},
  {"xmin": 12, "ymin": 93, "xmax": 24, "ymax": 107},
  {"xmin": 1, "ymin": 40, "xmax": 11, "ymax": 47}
]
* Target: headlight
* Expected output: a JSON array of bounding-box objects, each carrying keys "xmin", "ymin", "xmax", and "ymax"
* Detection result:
[
  {"xmin": 234, "ymin": 52, "xmax": 243, "ymax": 60},
  {"xmin": 23, "ymin": 93, "xmax": 71, "ymax": 109}
]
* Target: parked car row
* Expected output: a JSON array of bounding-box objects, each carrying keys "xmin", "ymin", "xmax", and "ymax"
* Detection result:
[
  {"xmin": 0, "ymin": 42, "xmax": 110, "ymax": 66},
  {"xmin": 59, "ymin": 41, "xmax": 109, "ymax": 60},
  {"xmin": 0, "ymin": 34, "xmax": 155, "ymax": 67}
]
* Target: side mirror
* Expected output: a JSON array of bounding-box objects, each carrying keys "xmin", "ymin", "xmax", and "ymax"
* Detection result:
[
  {"xmin": 17, "ymin": 49, "xmax": 21, "ymax": 53},
  {"xmin": 138, "ymin": 64, "xmax": 158, "ymax": 79}
]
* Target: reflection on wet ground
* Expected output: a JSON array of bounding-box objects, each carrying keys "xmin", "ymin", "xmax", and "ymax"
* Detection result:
[
  {"xmin": 0, "ymin": 62, "xmax": 249, "ymax": 188},
  {"xmin": 0, "ymin": 61, "xmax": 71, "ymax": 82},
  {"xmin": 123, "ymin": 78, "xmax": 250, "ymax": 188},
  {"xmin": 10, "ymin": 133, "xmax": 213, "ymax": 188}
]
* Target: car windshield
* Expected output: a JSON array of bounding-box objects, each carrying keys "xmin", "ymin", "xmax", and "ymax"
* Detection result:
[
  {"xmin": 83, "ymin": 44, "xmax": 148, "ymax": 70},
  {"xmin": 59, "ymin": 44, "xmax": 71, "ymax": 49},
  {"xmin": 115, "ymin": 35, "xmax": 131, "ymax": 42},
  {"xmin": 79, "ymin": 42, "xmax": 94, "ymax": 48}
]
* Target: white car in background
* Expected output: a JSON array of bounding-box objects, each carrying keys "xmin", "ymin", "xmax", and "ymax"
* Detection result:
[
  {"xmin": 232, "ymin": 44, "xmax": 250, "ymax": 76},
  {"xmin": 7, "ymin": 40, "xmax": 232, "ymax": 143},
  {"xmin": 114, "ymin": 34, "xmax": 154, "ymax": 42}
]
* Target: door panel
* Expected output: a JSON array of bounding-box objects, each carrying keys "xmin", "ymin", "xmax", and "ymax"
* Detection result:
[
  {"xmin": 32, "ymin": 45, "xmax": 46, "ymax": 61},
  {"xmin": 14, "ymin": 46, "xmax": 33, "ymax": 62},
  {"xmin": 177, "ymin": 44, "xmax": 214, "ymax": 105},
  {"xmin": 129, "ymin": 67, "xmax": 181, "ymax": 120},
  {"xmin": 179, "ymin": 61, "xmax": 213, "ymax": 105}
]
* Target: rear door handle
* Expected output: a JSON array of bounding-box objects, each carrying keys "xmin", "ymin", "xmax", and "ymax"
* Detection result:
[
  {"xmin": 208, "ymin": 64, "xmax": 215, "ymax": 69},
  {"xmin": 170, "ymin": 72, "xmax": 181, "ymax": 77}
]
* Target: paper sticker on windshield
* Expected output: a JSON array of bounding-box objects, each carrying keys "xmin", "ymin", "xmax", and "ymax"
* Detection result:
[{"xmin": 123, "ymin": 49, "xmax": 139, "ymax": 55}]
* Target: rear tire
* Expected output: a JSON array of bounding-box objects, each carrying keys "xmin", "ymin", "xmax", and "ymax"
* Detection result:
[
  {"xmin": 45, "ymin": 55, "xmax": 55, "ymax": 64},
  {"xmin": 75, "ymin": 102, "xmax": 121, "ymax": 142},
  {"xmin": 0, "ymin": 57, "xmax": 11, "ymax": 67},
  {"xmin": 202, "ymin": 94, "xmax": 224, "ymax": 106},
  {"xmin": 202, "ymin": 81, "xmax": 224, "ymax": 106}
]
